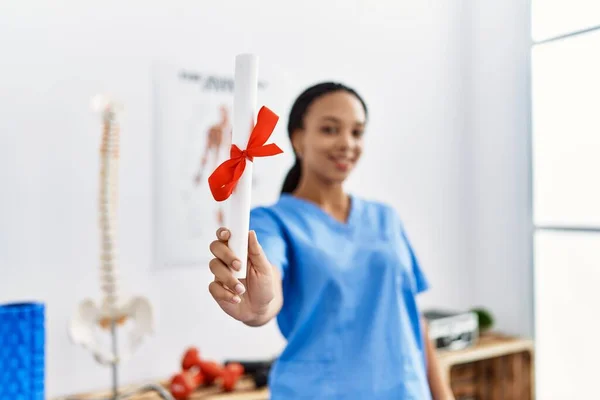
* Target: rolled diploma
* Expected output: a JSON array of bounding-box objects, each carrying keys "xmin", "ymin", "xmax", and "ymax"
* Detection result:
[{"xmin": 228, "ymin": 54, "xmax": 258, "ymax": 277}]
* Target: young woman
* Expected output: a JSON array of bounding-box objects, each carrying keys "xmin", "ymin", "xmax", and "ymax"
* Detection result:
[{"xmin": 208, "ymin": 82, "xmax": 455, "ymax": 399}]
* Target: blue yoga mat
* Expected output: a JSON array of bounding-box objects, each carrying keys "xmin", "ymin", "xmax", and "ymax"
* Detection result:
[{"xmin": 0, "ymin": 302, "xmax": 45, "ymax": 400}]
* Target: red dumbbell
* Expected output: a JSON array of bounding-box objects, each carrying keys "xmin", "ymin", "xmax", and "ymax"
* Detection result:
[
  {"xmin": 181, "ymin": 347, "xmax": 201, "ymax": 370},
  {"xmin": 221, "ymin": 362, "xmax": 245, "ymax": 392},
  {"xmin": 176, "ymin": 347, "xmax": 244, "ymax": 393},
  {"xmin": 180, "ymin": 347, "xmax": 226, "ymax": 385},
  {"xmin": 169, "ymin": 369, "xmax": 204, "ymax": 400},
  {"xmin": 199, "ymin": 360, "xmax": 224, "ymax": 385}
]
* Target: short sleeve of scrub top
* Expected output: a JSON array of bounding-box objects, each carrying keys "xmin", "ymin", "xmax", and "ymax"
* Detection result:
[
  {"xmin": 249, "ymin": 194, "xmax": 432, "ymax": 400},
  {"xmin": 249, "ymin": 206, "xmax": 290, "ymax": 277}
]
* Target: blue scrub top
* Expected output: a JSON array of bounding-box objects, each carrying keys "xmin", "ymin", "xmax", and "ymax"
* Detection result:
[{"xmin": 249, "ymin": 193, "xmax": 432, "ymax": 400}]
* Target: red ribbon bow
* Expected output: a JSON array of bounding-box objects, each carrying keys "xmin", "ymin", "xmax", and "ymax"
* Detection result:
[{"xmin": 208, "ymin": 106, "xmax": 283, "ymax": 201}]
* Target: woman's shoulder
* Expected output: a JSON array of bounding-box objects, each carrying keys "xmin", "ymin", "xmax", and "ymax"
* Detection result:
[
  {"xmin": 249, "ymin": 196, "xmax": 307, "ymax": 243},
  {"xmin": 250, "ymin": 193, "xmax": 305, "ymax": 219},
  {"xmin": 251, "ymin": 196, "xmax": 288, "ymax": 215},
  {"xmin": 250, "ymin": 202, "xmax": 280, "ymax": 221},
  {"xmin": 352, "ymin": 194, "xmax": 403, "ymax": 222},
  {"xmin": 250, "ymin": 196, "xmax": 292, "ymax": 228}
]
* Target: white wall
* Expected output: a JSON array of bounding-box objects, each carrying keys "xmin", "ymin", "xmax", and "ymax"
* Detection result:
[
  {"xmin": 0, "ymin": 0, "xmax": 495, "ymax": 397},
  {"xmin": 466, "ymin": 0, "xmax": 534, "ymax": 338}
]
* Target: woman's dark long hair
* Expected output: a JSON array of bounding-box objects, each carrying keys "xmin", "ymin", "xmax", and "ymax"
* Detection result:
[{"xmin": 281, "ymin": 82, "xmax": 368, "ymax": 194}]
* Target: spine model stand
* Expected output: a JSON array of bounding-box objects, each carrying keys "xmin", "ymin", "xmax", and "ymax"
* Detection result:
[{"xmin": 68, "ymin": 96, "xmax": 171, "ymax": 400}]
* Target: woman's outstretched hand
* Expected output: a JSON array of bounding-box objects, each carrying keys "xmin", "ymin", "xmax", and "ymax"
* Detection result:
[{"xmin": 208, "ymin": 227, "xmax": 281, "ymax": 326}]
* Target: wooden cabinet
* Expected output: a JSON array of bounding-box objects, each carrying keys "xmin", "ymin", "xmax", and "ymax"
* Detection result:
[{"xmin": 438, "ymin": 333, "xmax": 535, "ymax": 400}]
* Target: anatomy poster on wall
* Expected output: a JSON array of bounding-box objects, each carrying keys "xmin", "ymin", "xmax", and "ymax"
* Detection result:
[{"xmin": 152, "ymin": 61, "xmax": 294, "ymax": 269}]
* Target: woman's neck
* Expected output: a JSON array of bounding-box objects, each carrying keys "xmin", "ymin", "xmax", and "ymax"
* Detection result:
[{"xmin": 292, "ymin": 177, "xmax": 351, "ymax": 223}]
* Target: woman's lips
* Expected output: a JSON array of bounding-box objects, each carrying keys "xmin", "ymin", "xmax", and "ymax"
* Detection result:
[{"xmin": 328, "ymin": 156, "xmax": 354, "ymax": 171}]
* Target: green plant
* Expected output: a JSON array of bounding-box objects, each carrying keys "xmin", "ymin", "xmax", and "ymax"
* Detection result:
[{"xmin": 470, "ymin": 307, "xmax": 494, "ymax": 332}]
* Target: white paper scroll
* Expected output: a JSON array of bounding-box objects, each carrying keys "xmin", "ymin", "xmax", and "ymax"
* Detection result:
[{"xmin": 228, "ymin": 54, "xmax": 258, "ymax": 277}]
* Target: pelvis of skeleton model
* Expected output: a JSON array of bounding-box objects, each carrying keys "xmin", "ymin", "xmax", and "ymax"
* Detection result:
[
  {"xmin": 69, "ymin": 296, "xmax": 154, "ymax": 365},
  {"xmin": 69, "ymin": 297, "xmax": 153, "ymax": 365}
]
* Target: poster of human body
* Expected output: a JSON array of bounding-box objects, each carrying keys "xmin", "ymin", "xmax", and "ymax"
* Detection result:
[{"xmin": 152, "ymin": 62, "xmax": 294, "ymax": 269}]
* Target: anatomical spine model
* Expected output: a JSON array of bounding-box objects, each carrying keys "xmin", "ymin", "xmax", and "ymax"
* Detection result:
[{"xmin": 69, "ymin": 96, "xmax": 153, "ymax": 366}]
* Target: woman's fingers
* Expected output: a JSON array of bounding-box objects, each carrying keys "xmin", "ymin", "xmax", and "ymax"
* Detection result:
[
  {"xmin": 209, "ymin": 257, "xmax": 246, "ymax": 295},
  {"xmin": 208, "ymin": 281, "xmax": 241, "ymax": 304},
  {"xmin": 210, "ymin": 229, "xmax": 242, "ymax": 272}
]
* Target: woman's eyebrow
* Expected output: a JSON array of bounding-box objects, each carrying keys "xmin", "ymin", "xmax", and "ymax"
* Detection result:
[
  {"xmin": 320, "ymin": 116, "xmax": 341, "ymax": 123},
  {"xmin": 320, "ymin": 116, "xmax": 365, "ymax": 126}
]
